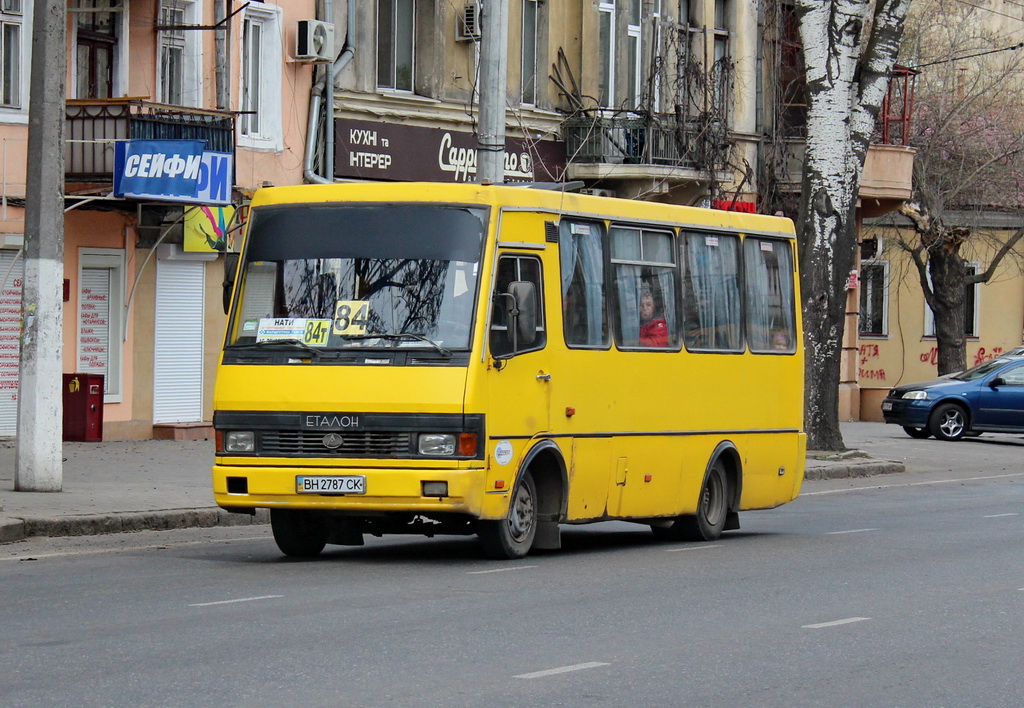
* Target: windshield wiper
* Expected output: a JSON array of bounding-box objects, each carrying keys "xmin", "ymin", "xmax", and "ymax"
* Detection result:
[
  {"xmin": 231, "ymin": 339, "xmax": 323, "ymax": 358},
  {"xmin": 344, "ymin": 332, "xmax": 452, "ymax": 357}
]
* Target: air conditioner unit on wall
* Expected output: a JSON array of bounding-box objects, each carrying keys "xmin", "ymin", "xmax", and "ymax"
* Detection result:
[
  {"xmin": 296, "ymin": 19, "xmax": 335, "ymax": 62},
  {"xmin": 456, "ymin": 1, "xmax": 482, "ymax": 42},
  {"xmin": 579, "ymin": 188, "xmax": 617, "ymax": 198}
]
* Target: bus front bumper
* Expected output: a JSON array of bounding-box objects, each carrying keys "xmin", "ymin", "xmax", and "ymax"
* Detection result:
[{"xmin": 212, "ymin": 462, "xmax": 504, "ymax": 518}]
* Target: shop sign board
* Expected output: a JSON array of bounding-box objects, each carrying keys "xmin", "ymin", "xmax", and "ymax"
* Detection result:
[
  {"xmin": 334, "ymin": 119, "xmax": 567, "ymax": 184},
  {"xmin": 114, "ymin": 140, "xmax": 233, "ymax": 205}
]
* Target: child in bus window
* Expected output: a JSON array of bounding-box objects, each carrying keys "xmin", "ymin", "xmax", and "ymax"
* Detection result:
[{"xmin": 639, "ymin": 290, "xmax": 668, "ymax": 347}]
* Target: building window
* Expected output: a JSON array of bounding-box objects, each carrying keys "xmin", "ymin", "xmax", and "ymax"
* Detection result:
[
  {"xmin": 157, "ymin": 0, "xmax": 201, "ymax": 107},
  {"xmin": 239, "ymin": 3, "xmax": 282, "ymax": 149},
  {"xmin": 778, "ymin": 1, "xmax": 807, "ymax": 137},
  {"xmin": 627, "ymin": 0, "xmax": 642, "ymax": 109},
  {"xmin": 521, "ymin": 0, "xmax": 538, "ymax": 105},
  {"xmin": 0, "ymin": 0, "xmax": 21, "ymax": 108},
  {"xmin": 598, "ymin": 1, "xmax": 615, "ymax": 108},
  {"xmin": 74, "ymin": 0, "xmax": 124, "ymax": 100},
  {"xmin": 712, "ymin": 0, "xmax": 730, "ymax": 110},
  {"xmin": 859, "ymin": 260, "xmax": 888, "ymax": 337},
  {"xmin": 924, "ymin": 262, "xmax": 979, "ymax": 338},
  {"xmin": 377, "ymin": 0, "xmax": 414, "ymax": 92},
  {"xmin": 78, "ymin": 249, "xmax": 125, "ymax": 403}
]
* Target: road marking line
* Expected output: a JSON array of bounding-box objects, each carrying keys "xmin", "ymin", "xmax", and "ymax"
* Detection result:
[
  {"xmin": 825, "ymin": 528, "xmax": 878, "ymax": 535},
  {"xmin": 514, "ymin": 662, "xmax": 609, "ymax": 679},
  {"xmin": 665, "ymin": 544, "xmax": 721, "ymax": 552},
  {"xmin": 802, "ymin": 471, "xmax": 1024, "ymax": 496},
  {"xmin": 803, "ymin": 617, "xmax": 871, "ymax": 629},
  {"xmin": 983, "ymin": 513, "xmax": 1018, "ymax": 518},
  {"xmin": 467, "ymin": 565, "xmax": 537, "ymax": 575},
  {"xmin": 189, "ymin": 595, "xmax": 283, "ymax": 607}
]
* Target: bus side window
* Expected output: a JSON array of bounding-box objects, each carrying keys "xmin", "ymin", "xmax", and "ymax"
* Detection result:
[
  {"xmin": 559, "ymin": 220, "xmax": 608, "ymax": 347},
  {"xmin": 490, "ymin": 254, "xmax": 546, "ymax": 358},
  {"xmin": 681, "ymin": 232, "xmax": 743, "ymax": 352},
  {"xmin": 610, "ymin": 225, "xmax": 678, "ymax": 349},
  {"xmin": 744, "ymin": 238, "xmax": 796, "ymax": 353}
]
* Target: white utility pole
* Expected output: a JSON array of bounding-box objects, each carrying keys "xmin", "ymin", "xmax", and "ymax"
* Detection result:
[
  {"xmin": 16, "ymin": 0, "xmax": 68, "ymax": 491},
  {"xmin": 477, "ymin": 0, "xmax": 509, "ymax": 184}
]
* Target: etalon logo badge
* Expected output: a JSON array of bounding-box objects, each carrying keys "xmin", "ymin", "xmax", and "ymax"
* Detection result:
[{"xmin": 322, "ymin": 433, "xmax": 344, "ymax": 449}]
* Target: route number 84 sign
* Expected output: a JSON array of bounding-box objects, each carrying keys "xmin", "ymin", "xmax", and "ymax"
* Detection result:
[{"xmin": 333, "ymin": 300, "xmax": 369, "ymax": 336}]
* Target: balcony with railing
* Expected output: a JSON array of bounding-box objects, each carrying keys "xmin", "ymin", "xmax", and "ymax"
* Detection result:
[{"xmin": 65, "ymin": 99, "xmax": 235, "ymax": 183}]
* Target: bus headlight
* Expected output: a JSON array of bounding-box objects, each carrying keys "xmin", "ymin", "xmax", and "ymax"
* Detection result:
[
  {"xmin": 224, "ymin": 431, "xmax": 256, "ymax": 452},
  {"xmin": 419, "ymin": 434, "xmax": 456, "ymax": 456}
]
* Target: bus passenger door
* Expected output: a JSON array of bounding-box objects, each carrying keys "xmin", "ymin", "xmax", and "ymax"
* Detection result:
[{"xmin": 487, "ymin": 251, "xmax": 552, "ymax": 444}]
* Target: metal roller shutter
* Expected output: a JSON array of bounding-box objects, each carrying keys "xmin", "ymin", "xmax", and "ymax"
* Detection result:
[{"xmin": 153, "ymin": 259, "xmax": 205, "ymax": 423}]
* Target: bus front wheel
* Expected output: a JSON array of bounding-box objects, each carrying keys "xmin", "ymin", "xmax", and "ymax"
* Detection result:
[
  {"xmin": 271, "ymin": 509, "xmax": 329, "ymax": 558},
  {"xmin": 651, "ymin": 460, "xmax": 730, "ymax": 543},
  {"xmin": 479, "ymin": 470, "xmax": 537, "ymax": 559}
]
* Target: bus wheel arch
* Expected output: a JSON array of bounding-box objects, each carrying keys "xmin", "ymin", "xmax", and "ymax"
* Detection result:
[
  {"xmin": 652, "ymin": 442, "xmax": 741, "ymax": 542},
  {"xmin": 478, "ymin": 440, "xmax": 567, "ymax": 559}
]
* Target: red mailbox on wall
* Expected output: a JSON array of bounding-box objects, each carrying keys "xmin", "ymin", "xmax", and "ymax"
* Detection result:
[{"xmin": 63, "ymin": 373, "xmax": 104, "ymax": 442}]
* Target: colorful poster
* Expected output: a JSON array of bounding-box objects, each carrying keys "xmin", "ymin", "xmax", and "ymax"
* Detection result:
[{"xmin": 184, "ymin": 205, "xmax": 238, "ymax": 252}]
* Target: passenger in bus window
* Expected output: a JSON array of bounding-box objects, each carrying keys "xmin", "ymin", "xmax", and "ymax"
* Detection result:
[
  {"xmin": 639, "ymin": 290, "xmax": 668, "ymax": 347},
  {"xmin": 771, "ymin": 330, "xmax": 790, "ymax": 351}
]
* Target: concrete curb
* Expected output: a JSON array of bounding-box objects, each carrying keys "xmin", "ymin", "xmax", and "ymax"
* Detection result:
[
  {"xmin": 0, "ymin": 508, "xmax": 269, "ymax": 544},
  {"xmin": 803, "ymin": 460, "xmax": 906, "ymax": 481}
]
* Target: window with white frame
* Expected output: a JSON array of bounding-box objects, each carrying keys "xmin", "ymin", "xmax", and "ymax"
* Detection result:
[
  {"xmin": 78, "ymin": 249, "xmax": 125, "ymax": 402},
  {"xmin": 627, "ymin": 0, "xmax": 642, "ymax": 109},
  {"xmin": 859, "ymin": 260, "xmax": 888, "ymax": 336},
  {"xmin": 521, "ymin": 0, "xmax": 538, "ymax": 105},
  {"xmin": 239, "ymin": 3, "xmax": 282, "ymax": 149},
  {"xmin": 712, "ymin": 0, "xmax": 730, "ymax": 111},
  {"xmin": 157, "ymin": 0, "xmax": 202, "ymax": 107},
  {"xmin": 924, "ymin": 262, "xmax": 980, "ymax": 337},
  {"xmin": 377, "ymin": 0, "xmax": 414, "ymax": 92},
  {"xmin": 598, "ymin": 1, "xmax": 615, "ymax": 108},
  {"xmin": 0, "ymin": 0, "xmax": 22, "ymax": 109}
]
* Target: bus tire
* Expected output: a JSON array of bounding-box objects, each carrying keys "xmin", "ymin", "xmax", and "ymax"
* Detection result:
[
  {"xmin": 479, "ymin": 470, "xmax": 537, "ymax": 559},
  {"xmin": 678, "ymin": 459, "xmax": 730, "ymax": 542},
  {"xmin": 270, "ymin": 509, "xmax": 329, "ymax": 558}
]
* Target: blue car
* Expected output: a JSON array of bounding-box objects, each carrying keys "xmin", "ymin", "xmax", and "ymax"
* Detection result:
[{"xmin": 882, "ymin": 355, "xmax": 1024, "ymax": 440}]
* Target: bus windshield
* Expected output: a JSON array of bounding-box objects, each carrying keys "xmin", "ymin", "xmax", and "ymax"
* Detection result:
[{"xmin": 226, "ymin": 204, "xmax": 486, "ymax": 352}]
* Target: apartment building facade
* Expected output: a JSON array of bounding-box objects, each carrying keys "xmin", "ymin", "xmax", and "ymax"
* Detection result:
[{"xmin": 0, "ymin": 0, "xmax": 319, "ymax": 440}]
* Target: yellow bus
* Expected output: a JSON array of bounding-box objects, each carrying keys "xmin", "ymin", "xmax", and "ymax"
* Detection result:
[{"xmin": 212, "ymin": 182, "xmax": 805, "ymax": 559}]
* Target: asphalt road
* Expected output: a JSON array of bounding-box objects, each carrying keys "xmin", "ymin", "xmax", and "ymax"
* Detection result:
[{"xmin": 2, "ymin": 428, "xmax": 1023, "ymax": 707}]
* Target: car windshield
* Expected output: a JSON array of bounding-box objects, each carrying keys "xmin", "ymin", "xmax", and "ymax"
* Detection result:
[
  {"xmin": 950, "ymin": 357, "xmax": 1015, "ymax": 381},
  {"xmin": 226, "ymin": 204, "xmax": 486, "ymax": 352}
]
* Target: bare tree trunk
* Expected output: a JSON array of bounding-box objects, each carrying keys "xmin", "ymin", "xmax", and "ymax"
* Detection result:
[
  {"xmin": 795, "ymin": 0, "xmax": 909, "ymax": 450},
  {"xmin": 928, "ymin": 249, "xmax": 968, "ymax": 374}
]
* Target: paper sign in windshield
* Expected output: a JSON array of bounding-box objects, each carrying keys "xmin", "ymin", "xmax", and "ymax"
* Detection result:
[{"xmin": 256, "ymin": 318, "xmax": 331, "ymax": 347}]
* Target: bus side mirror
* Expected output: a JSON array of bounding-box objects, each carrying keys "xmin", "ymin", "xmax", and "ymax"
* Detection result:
[
  {"xmin": 508, "ymin": 281, "xmax": 537, "ymax": 346},
  {"xmin": 223, "ymin": 253, "xmax": 240, "ymax": 315}
]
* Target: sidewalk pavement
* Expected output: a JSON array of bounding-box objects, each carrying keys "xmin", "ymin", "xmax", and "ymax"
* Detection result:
[{"xmin": 0, "ymin": 431, "xmax": 906, "ymax": 545}]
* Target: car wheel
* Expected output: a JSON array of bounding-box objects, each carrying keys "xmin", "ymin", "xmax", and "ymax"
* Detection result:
[
  {"xmin": 929, "ymin": 402, "xmax": 968, "ymax": 441},
  {"xmin": 479, "ymin": 470, "xmax": 537, "ymax": 559},
  {"xmin": 902, "ymin": 426, "xmax": 931, "ymax": 439},
  {"xmin": 271, "ymin": 509, "xmax": 329, "ymax": 558}
]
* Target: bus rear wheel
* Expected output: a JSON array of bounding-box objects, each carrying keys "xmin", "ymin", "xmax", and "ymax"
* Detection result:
[
  {"xmin": 652, "ymin": 460, "xmax": 730, "ymax": 543},
  {"xmin": 271, "ymin": 509, "xmax": 329, "ymax": 558},
  {"xmin": 479, "ymin": 470, "xmax": 537, "ymax": 559}
]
